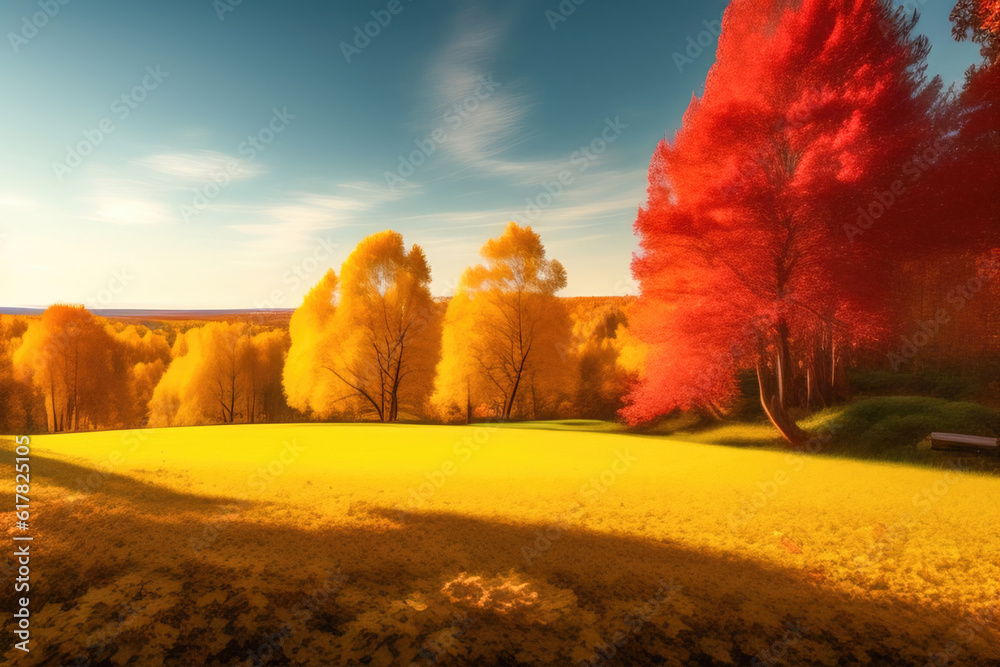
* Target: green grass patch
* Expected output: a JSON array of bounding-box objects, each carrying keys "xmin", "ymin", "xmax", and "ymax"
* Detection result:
[{"xmin": 490, "ymin": 419, "xmax": 625, "ymax": 433}]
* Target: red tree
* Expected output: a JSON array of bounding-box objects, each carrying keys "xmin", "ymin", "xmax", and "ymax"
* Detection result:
[
  {"xmin": 945, "ymin": 0, "xmax": 1000, "ymax": 237},
  {"xmin": 623, "ymin": 0, "xmax": 948, "ymax": 444}
]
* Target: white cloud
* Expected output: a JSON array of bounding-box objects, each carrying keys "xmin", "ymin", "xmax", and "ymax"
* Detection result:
[
  {"xmin": 340, "ymin": 179, "xmax": 419, "ymax": 200},
  {"xmin": 83, "ymin": 174, "xmax": 180, "ymax": 226},
  {"xmin": 228, "ymin": 182, "xmax": 403, "ymax": 235},
  {"xmin": 422, "ymin": 6, "xmax": 634, "ymax": 192},
  {"xmin": 135, "ymin": 150, "xmax": 263, "ymax": 181},
  {"xmin": 77, "ymin": 149, "xmax": 263, "ymax": 227},
  {"xmin": 424, "ymin": 7, "xmax": 565, "ymax": 184},
  {"xmin": 228, "ymin": 200, "xmax": 356, "ymax": 236},
  {"xmin": 223, "ymin": 181, "xmax": 404, "ymax": 257},
  {"xmin": 92, "ymin": 197, "xmax": 173, "ymax": 226},
  {"xmin": 396, "ymin": 167, "xmax": 647, "ymax": 234}
]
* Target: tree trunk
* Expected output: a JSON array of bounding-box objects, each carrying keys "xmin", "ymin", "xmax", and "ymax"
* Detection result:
[
  {"xmin": 756, "ymin": 361, "xmax": 807, "ymax": 447},
  {"xmin": 530, "ymin": 376, "xmax": 538, "ymax": 421},
  {"xmin": 502, "ymin": 392, "xmax": 515, "ymax": 421},
  {"xmin": 48, "ymin": 373, "xmax": 58, "ymax": 433},
  {"xmin": 704, "ymin": 399, "xmax": 726, "ymax": 421},
  {"xmin": 465, "ymin": 378, "xmax": 472, "ymax": 424},
  {"xmin": 504, "ymin": 366, "xmax": 526, "ymax": 421},
  {"xmin": 388, "ymin": 390, "xmax": 398, "ymax": 423},
  {"xmin": 388, "ymin": 351, "xmax": 403, "ymax": 423},
  {"xmin": 775, "ymin": 318, "xmax": 794, "ymax": 409},
  {"xmin": 70, "ymin": 344, "xmax": 79, "ymax": 432},
  {"xmin": 805, "ymin": 367, "xmax": 813, "ymax": 410}
]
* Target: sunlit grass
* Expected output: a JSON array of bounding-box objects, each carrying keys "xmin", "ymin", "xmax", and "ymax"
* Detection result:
[{"xmin": 2, "ymin": 424, "xmax": 998, "ymax": 665}]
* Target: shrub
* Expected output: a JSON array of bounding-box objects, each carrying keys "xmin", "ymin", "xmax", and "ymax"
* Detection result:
[
  {"xmin": 847, "ymin": 370, "xmax": 981, "ymax": 401},
  {"xmin": 825, "ymin": 396, "xmax": 1000, "ymax": 455}
]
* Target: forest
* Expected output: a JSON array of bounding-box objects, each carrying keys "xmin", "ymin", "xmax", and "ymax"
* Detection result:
[
  {"xmin": 0, "ymin": 224, "xmax": 638, "ymax": 433},
  {"xmin": 1, "ymin": 0, "xmax": 998, "ymax": 450}
]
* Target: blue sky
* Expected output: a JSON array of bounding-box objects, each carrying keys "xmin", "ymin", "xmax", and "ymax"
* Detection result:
[{"xmin": 0, "ymin": 0, "xmax": 982, "ymax": 308}]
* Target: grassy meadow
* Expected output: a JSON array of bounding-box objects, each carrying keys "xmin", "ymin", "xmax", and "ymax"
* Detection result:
[{"xmin": 2, "ymin": 424, "xmax": 999, "ymax": 665}]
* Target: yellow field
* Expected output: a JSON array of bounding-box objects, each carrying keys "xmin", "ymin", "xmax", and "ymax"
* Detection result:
[{"xmin": 2, "ymin": 424, "xmax": 999, "ymax": 665}]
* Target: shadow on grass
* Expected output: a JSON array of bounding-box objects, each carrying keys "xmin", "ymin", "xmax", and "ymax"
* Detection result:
[
  {"xmin": 1, "ymin": 459, "xmax": 996, "ymax": 666},
  {"xmin": 0, "ymin": 445, "xmax": 246, "ymax": 512}
]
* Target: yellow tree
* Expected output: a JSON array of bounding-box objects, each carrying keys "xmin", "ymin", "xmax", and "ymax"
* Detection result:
[
  {"xmin": 12, "ymin": 305, "xmax": 130, "ymax": 431},
  {"xmin": 107, "ymin": 323, "xmax": 171, "ymax": 426},
  {"xmin": 283, "ymin": 270, "xmax": 340, "ymax": 416},
  {"xmin": 149, "ymin": 322, "xmax": 230, "ymax": 426},
  {"xmin": 565, "ymin": 298, "xmax": 635, "ymax": 419},
  {"xmin": 283, "ymin": 231, "xmax": 441, "ymax": 422},
  {"xmin": 241, "ymin": 327, "xmax": 289, "ymax": 424},
  {"xmin": 0, "ymin": 315, "xmax": 45, "ymax": 433},
  {"xmin": 148, "ymin": 321, "xmax": 289, "ymax": 426},
  {"xmin": 432, "ymin": 223, "xmax": 572, "ymax": 421}
]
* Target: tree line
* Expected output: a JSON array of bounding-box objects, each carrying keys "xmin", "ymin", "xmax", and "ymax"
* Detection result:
[
  {"xmin": 0, "ymin": 0, "xmax": 996, "ymax": 442},
  {"xmin": 0, "ymin": 224, "xmax": 638, "ymax": 432}
]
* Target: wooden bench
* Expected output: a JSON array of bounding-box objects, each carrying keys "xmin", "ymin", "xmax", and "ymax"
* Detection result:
[{"xmin": 929, "ymin": 432, "xmax": 999, "ymax": 453}]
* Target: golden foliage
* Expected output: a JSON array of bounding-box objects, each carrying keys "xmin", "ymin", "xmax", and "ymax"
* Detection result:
[
  {"xmin": 11, "ymin": 305, "xmax": 133, "ymax": 431},
  {"xmin": 563, "ymin": 297, "xmax": 638, "ymax": 419},
  {"xmin": 283, "ymin": 231, "xmax": 441, "ymax": 422},
  {"xmin": 147, "ymin": 321, "xmax": 289, "ymax": 426},
  {"xmin": 431, "ymin": 223, "xmax": 574, "ymax": 421},
  {"xmin": 284, "ymin": 269, "xmax": 338, "ymax": 417},
  {"xmin": 0, "ymin": 315, "xmax": 45, "ymax": 433}
]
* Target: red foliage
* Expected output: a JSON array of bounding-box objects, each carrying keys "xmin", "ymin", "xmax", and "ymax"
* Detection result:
[
  {"xmin": 623, "ymin": 0, "xmax": 956, "ymax": 440},
  {"xmin": 944, "ymin": 0, "xmax": 1000, "ymax": 243}
]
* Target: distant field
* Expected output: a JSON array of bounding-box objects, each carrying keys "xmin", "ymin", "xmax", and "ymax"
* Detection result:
[
  {"xmin": 0, "ymin": 307, "xmax": 295, "ymax": 327},
  {"xmin": 2, "ymin": 424, "xmax": 998, "ymax": 665}
]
